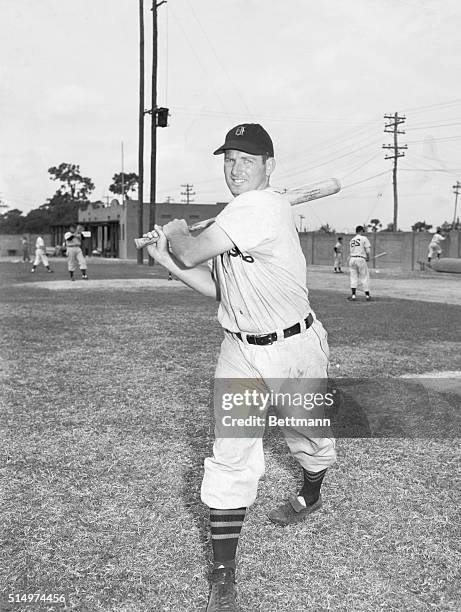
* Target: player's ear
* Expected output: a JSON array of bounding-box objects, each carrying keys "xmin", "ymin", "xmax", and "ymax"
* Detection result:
[{"xmin": 265, "ymin": 157, "xmax": 276, "ymax": 177}]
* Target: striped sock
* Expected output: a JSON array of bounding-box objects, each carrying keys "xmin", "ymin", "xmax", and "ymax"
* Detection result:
[
  {"xmin": 210, "ymin": 507, "xmax": 246, "ymax": 569},
  {"xmin": 299, "ymin": 468, "xmax": 327, "ymax": 506}
]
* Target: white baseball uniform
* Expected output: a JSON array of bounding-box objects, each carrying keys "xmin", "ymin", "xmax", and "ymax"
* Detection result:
[
  {"xmin": 65, "ymin": 230, "xmax": 87, "ymax": 272},
  {"xmin": 33, "ymin": 236, "xmax": 50, "ymax": 268},
  {"xmin": 349, "ymin": 234, "xmax": 371, "ymax": 292},
  {"xmin": 428, "ymin": 232, "xmax": 445, "ymax": 259},
  {"xmin": 200, "ymin": 188, "xmax": 336, "ymax": 510},
  {"xmin": 333, "ymin": 240, "xmax": 343, "ymax": 269}
]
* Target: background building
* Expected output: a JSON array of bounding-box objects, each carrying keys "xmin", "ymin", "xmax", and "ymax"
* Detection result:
[{"xmin": 78, "ymin": 199, "xmax": 228, "ymax": 259}]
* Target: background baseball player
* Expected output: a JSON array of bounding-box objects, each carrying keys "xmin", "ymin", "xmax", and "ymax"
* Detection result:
[
  {"xmin": 348, "ymin": 225, "xmax": 371, "ymax": 301},
  {"xmin": 31, "ymin": 235, "xmax": 53, "ymax": 274},
  {"xmin": 333, "ymin": 236, "xmax": 343, "ymax": 273},
  {"xmin": 64, "ymin": 224, "xmax": 88, "ymax": 281},
  {"xmin": 143, "ymin": 123, "xmax": 336, "ymax": 612},
  {"xmin": 427, "ymin": 228, "xmax": 446, "ymax": 263}
]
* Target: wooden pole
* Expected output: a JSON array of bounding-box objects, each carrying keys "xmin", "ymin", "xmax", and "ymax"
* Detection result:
[{"xmin": 137, "ymin": 0, "xmax": 145, "ymax": 265}]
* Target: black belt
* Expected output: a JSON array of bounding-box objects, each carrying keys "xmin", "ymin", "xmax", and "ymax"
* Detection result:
[{"xmin": 228, "ymin": 313, "xmax": 314, "ymax": 346}]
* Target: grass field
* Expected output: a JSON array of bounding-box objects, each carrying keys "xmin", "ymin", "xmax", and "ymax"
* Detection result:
[{"xmin": 1, "ymin": 259, "xmax": 460, "ymax": 612}]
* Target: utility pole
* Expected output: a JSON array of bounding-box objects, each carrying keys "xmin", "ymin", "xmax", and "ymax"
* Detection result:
[
  {"xmin": 121, "ymin": 142, "xmax": 125, "ymax": 205},
  {"xmin": 453, "ymin": 181, "xmax": 461, "ymax": 227},
  {"xmin": 383, "ymin": 112, "xmax": 407, "ymax": 231},
  {"xmin": 181, "ymin": 183, "xmax": 196, "ymax": 204},
  {"xmin": 145, "ymin": 0, "xmax": 167, "ymax": 266},
  {"xmin": 137, "ymin": 0, "xmax": 145, "ymax": 265}
]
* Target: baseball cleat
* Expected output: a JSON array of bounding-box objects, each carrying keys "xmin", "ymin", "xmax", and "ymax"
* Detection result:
[
  {"xmin": 365, "ymin": 295, "xmax": 372, "ymax": 301},
  {"xmin": 268, "ymin": 495, "xmax": 322, "ymax": 526},
  {"xmin": 206, "ymin": 567, "xmax": 238, "ymax": 612},
  {"xmin": 347, "ymin": 296, "xmax": 356, "ymax": 301}
]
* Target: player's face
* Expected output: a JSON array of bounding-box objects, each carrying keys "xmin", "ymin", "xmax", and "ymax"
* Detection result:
[{"xmin": 223, "ymin": 150, "xmax": 273, "ymax": 196}]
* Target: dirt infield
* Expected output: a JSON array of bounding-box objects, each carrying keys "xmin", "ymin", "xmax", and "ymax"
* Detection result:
[
  {"xmin": 18, "ymin": 278, "xmax": 187, "ymax": 291},
  {"xmin": 307, "ymin": 266, "xmax": 461, "ymax": 305},
  {"xmin": 17, "ymin": 263, "xmax": 461, "ymax": 305}
]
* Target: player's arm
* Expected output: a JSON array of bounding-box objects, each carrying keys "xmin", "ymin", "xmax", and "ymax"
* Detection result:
[
  {"xmin": 161, "ymin": 218, "xmax": 234, "ymax": 267},
  {"xmin": 146, "ymin": 226, "xmax": 219, "ymax": 299}
]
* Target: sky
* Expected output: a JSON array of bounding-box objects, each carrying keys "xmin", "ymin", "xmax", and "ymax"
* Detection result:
[{"xmin": 1, "ymin": 0, "xmax": 461, "ymax": 232}]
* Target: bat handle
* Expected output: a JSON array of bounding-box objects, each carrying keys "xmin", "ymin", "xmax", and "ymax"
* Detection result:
[
  {"xmin": 134, "ymin": 236, "xmax": 158, "ymax": 250},
  {"xmin": 134, "ymin": 218, "xmax": 216, "ymax": 249}
]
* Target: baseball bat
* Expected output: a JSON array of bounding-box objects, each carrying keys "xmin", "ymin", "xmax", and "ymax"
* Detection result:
[
  {"xmin": 371, "ymin": 252, "xmax": 387, "ymax": 260},
  {"xmin": 134, "ymin": 177, "xmax": 341, "ymax": 249}
]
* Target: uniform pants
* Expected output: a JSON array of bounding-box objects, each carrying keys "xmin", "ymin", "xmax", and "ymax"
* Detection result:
[
  {"xmin": 67, "ymin": 247, "xmax": 87, "ymax": 272},
  {"xmin": 428, "ymin": 243, "xmax": 442, "ymax": 259},
  {"xmin": 334, "ymin": 253, "xmax": 342, "ymax": 268},
  {"xmin": 349, "ymin": 257, "xmax": 369, "ymax": 292},
  {"xmin": 201, "ymin": 317, "xmax": 336, "ymax": 509},
  {"xmin": 33, "ymin": 249, "xmax": 49, "ymax": 268}
]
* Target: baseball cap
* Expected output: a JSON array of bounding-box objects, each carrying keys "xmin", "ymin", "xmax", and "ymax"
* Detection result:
[{"xmin": 213, "ymin": 123, "xmax": 274, "ymax": 157}]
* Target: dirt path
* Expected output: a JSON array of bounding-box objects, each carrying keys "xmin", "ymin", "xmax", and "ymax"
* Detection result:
[
  {"xmin": 15, "ymin": 264, "xmax": 461, "ymax": 305},
  {"xmin": 307, "ymin": 266, "xmax": 461, "ymax": 305}
]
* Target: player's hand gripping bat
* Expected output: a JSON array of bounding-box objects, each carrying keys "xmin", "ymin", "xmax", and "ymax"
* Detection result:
[{"xmin": 134, "ymin": 177, "xmax": 341, "ymax": 249}]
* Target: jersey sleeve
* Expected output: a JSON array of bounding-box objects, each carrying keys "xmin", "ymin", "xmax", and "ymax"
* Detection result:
[
  {"xmin": 214, "ymin": 190, "xmax": 277, "ymax": 252},
  {"xmin": 364, "ymin": 237, "xmax": 371, "ymax": 250}
]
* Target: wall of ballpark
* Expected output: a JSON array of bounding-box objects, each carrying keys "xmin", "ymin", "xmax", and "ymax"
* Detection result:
[
  {"xmin": 78, "ymin": 199, "xmax": 227, "ymax": 259},
  {"xmin": 299, "ymin": 230, "xmax": 461, "ymax": 270},
  {"xmin": 73, "ymin": 198, "xmax": 461, "ymax": 269},
  {"xmin": 0, "ymin": 233, "xmax": 52, "ymax": 258}
]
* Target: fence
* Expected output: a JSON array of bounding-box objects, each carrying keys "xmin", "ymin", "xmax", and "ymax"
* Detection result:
[
  {"xmin": 299, "ymin": 230, "xmax": 461, "ymax": 270},
  {"xmin": 0, "ymin": 234, "xmax": 52, "ymax": 258}
]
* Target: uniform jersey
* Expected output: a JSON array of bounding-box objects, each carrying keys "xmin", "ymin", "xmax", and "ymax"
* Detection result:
[
  {"xmin": 334, "ymin": 241, "xmax": 342, "ymax": 254},
  {"xmin": 213, "ymin": 188, "xmax": 311, "ymax": 334},
  {"xmin": 64, "ymin": 231, "xmax": 83, "ymax": 248},
  {"xmin": 349, "ymin": 234, "xmax": 371, "ymax": 258},
  {"xmin": 430, "ymin": 232, "xmax": 445, "ymax": 246},
  {"xmin": 35, "ymin": 236, "xmax": 45, "ymax": 251}
]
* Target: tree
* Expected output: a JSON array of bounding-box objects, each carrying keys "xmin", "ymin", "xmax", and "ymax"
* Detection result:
[
  {"xmin": 40, "ymin": 193, "xmax": 83, "ymax": 227},
  {"xmin": 318, "ymin": 223, "xmax": 335, "ymax": 234},
  {"xmin": 44, "ymin": 163, "xmax": 94, "ymax": 226},
  {"xmin": 439, "ymin": 220, "xmax": 461, "ymax": 232},
  {"xmin": 368, "ymin": 218, "xmax": 382, "ymax": 232},
  {"xmin": 0, "ymin": 208, "xmax": 25, "ymax": 233},
  {"xmin": 109, "ymin": 172, "xmax": 139, "ymax": 200},
  {"xmin": 411, "ymin": 220, "xmax": 433, "ymax": 232},
  {"xmin": 23, "ymin": 208, "xmax": 51, "ymax": 234},
  {"xmin": 48, "ymin": 163, "xmax": 95, "ymax": 201}
]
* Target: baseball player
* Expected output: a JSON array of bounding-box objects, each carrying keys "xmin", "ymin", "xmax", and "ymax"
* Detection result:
[
  {"xmin": 348, "ymin": 226, "xmax": 371, "ymax": 301},
  {"xmin": 427, "ymin": 228, "xmax": 446, "ymax": 263},
  {"xmin": 143, "ymin": 123, "xmax": 336, "ymax": 612},
  {"xmin": 30, "ymin": 235, "xmax": 53, "ymax": 274},
  {"xmin": 22, "ymin": 236, "xmax": 31, "ymax": 263},
  {"xmin": 333, "ymin": 236, "xmax": 343, "ymax": 273},
  {"xmin": 64, "ymin": 224, "xmax": 88, "ymax": 281}
]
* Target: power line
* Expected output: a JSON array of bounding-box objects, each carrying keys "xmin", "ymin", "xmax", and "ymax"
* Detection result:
[
  {"xmin": 341, "ymin": 170, "xmax": 391, "ymax": 190},
  {"xmin": 401, "ymin": 98, "xmax": 461, "ymax": 114},
  {"xmin": 184, "ymin": 0, "xmax": 254, "ymax": 119}
]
